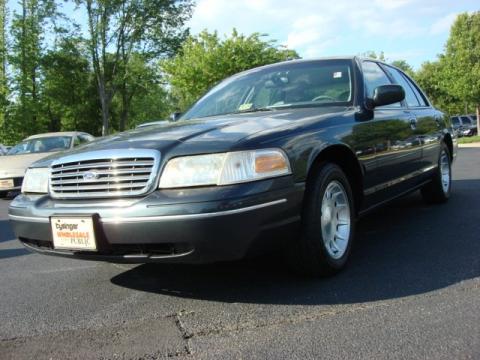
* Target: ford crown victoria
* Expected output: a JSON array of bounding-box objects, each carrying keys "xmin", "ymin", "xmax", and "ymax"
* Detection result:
[{"xmin": 8, "ymin": 57, "xmax": 456, "ymax": 276}]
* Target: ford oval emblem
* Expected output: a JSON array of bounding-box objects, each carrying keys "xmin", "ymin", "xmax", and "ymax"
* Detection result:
[{"xmin": 83, "ymin": 171, "xmax": 99, "ymax": 181}]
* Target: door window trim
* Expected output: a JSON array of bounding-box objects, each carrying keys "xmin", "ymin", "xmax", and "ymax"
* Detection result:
[{"xmin": 362, "ymin": 60, "xmax": 407, "ymax": 110}]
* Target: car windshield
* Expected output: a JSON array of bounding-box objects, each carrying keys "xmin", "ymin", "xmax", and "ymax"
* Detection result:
[
  {"xmin": 7, "ymin": 136, "xmax": 72, "ymax": 155},
  {"xmin": 181, "ymin": 60, "xmax": 353, "ymax": 120}
]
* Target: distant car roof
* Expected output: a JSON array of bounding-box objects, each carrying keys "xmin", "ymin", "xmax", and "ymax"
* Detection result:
[{"xmin": 25, "ymin": 132, "xmax": 91, "ymax": 140}]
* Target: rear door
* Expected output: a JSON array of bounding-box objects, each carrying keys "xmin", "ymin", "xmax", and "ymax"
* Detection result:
[
  {"xmin": 360, "ymin": 61, "xmax": 422, "ymax": 198},
  {"xmin": 383, "ymin": 66, "xmax": 441, "ymax": 171}
]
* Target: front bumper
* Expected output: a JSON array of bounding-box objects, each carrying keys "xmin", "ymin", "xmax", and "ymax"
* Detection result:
[{"xmin": 9, "ymin": 177, "xmax": 304, "ymax": 263}]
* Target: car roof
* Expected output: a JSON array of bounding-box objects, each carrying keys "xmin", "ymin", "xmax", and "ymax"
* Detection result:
[
  {"xmin": 230, "ymin": 56, "xmax": 397, "ymax": 79},
  {"xmin": 136, "ymin": 121, "xmax": 165, "ymax": 128},
  {"xmin": 25, "ymin": 132, "xmax": 89, "ymax": 140}
]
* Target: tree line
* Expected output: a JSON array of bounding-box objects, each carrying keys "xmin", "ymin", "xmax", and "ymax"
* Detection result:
[
  {"xmin": 0, "ymin": 3, "xmax": 478, "ymax": 145},
  {"xmin": 363, "ymin": 12, "xmax": 480, "ymax": 132}
]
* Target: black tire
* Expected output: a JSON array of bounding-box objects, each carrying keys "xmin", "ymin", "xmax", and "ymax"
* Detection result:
[
  {"xmin": 286, "ymin": 163, "xmax": 356, "ymax": 277},
  {"xmin": 421, "ymin": 143, "xmax": 451, "ymax": 204}
]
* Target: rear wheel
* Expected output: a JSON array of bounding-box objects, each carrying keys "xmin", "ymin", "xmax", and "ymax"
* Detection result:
[
  {"xmin": 287, "ymin": 163, "xmax": 355, "ymax": 277},
  {"xmin": 421, "ymin": 143, "xmax": 451, "ymax": 204}
]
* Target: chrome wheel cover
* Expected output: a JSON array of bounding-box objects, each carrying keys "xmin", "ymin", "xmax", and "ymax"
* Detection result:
[
  {"xmin": 320, "ymin": 180, "xmax": 351, "ymax": 259},
  {"xmin": 440, "ymin": 151, "xmax": 450, "ymax": 194}
]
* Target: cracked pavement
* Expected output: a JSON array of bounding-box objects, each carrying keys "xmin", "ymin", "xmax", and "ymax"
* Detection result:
[{"xmin": 0, "ymin": 147, "xmax": 479, "ymax": 359}]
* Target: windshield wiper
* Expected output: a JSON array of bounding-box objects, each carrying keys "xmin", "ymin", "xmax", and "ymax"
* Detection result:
[{"xmin": 232, "ymin": 106, "xmax": 275, "ymax": 115}]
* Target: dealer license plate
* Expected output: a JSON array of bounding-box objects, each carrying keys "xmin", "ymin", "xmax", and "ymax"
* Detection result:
[{"xmin": 51, "ymin": 217, "xmax": 97, "ymax": 251}]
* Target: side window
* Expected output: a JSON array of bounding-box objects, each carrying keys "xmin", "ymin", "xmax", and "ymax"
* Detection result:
[
  {"xmin": 73, "ymin": 136, "xmax": 81, "ymax": 147},
  {"xmin": 385, "ymin": 66, "xmax": 420, "ymax": 107},
  {"xmin": 362, "ymin": 61, "xmax": 401, "ymax": 107},
  {"xmin": 402, "ymin": 74, "xmax": 429, "ymax": 107}
]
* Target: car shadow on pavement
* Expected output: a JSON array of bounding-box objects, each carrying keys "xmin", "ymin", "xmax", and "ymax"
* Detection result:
[
  {"xmin": 0, "ymin": 248, "xmax": 31, "ymax": 259},
  {"xmin": 111, "ymin": 179, "xmax": 480, "ymax": 305},
  {"xmin": 0, "ymin": 220, "xmax": 14, "ymax": 243}
]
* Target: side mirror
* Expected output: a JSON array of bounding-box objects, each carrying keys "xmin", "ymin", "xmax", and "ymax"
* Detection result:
[
  {"xmin": 170, "ymin": 112, "xmax": 182, "ymax": 122},
  {"xmin": 369, "ymin": 85, "xmax": 405, "ymax": 108}
]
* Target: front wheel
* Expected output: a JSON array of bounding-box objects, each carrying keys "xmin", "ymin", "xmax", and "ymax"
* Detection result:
[
  {"xmin": 421, "ymin": 144, "xmax": 451, "ymax": 204},
  {"xmin": 286, "ymin": 163, "xmax": 355, "ymax": 277}
]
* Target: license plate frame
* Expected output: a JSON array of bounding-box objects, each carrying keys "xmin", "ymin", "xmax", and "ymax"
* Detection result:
[{"xmin": 50, "ymin": 216, "xmax": 97, "ymax": 251}]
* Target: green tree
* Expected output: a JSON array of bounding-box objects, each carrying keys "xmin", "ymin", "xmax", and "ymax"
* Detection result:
[
  {"xmin": 8, "ymin": 0, "xmax": 55, "ymax": 142},
  {"xmin": 414, "ymin": 57, "xmax": 467, "ymax": 115},
  {"xmin": 390, "ymin": 59, "xmax": 414, "ymax": 77},
  {"xmin": 41, "ymin": 37, "xmax": 101, "ymax": 135},
  {"xmin": 0, "ymin": 0, "xmax": 8, "ymax": 141},
  {"xmin": 443, "ymin": 12, "xmax": 480, "ymax": 132},
  {"xmin": 163, "ymin": 30, "xmax": 299, "ymax": 111},
  {"xmin": 113, "ymin": 54, "xmax": 170, "ymax": 130},
  {"xmin": 78, "ymin": 0, "xmax": 193, "ymax": 135}
]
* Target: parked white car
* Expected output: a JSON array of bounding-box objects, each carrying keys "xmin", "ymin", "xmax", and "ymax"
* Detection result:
[{"xmin": 0, "ymin": 132, "xmax": 95, "ymax": 196}]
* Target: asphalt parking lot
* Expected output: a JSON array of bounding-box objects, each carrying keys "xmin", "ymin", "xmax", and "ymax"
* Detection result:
[{"xmin": 0, "ymin": 147, "xmax": 479, "ymax": 360}]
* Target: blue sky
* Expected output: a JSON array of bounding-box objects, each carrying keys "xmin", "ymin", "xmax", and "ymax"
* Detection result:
[
  {"xmin": 187, "ymin": 0, "xmax": 478, "ymax": 69},
  {"xmin": 6, "ymin": 0, "xmax": 479, "ymax": 69}
]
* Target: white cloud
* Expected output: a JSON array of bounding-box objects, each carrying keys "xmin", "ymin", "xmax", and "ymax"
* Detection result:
[
  {"xmin": 286, "ymin": 15, "xmax": 334, "ymax": 49},
  {"xmin": 373, "ymin": 0, "xmax": 414, "ymax": 9},
  {"xmin": 430, "ymin": 12, "xmax": 458, "ymax": 35},
  {"xmin": 186, "ymin": 0, "xmax": 475, "ymax": 67}
]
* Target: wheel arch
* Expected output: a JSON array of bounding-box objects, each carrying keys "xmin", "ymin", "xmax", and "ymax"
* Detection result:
[
  {"xmin": 443, "ymin": 133, "xmax": 454, "ymax": 161},
  {"xmin": 306, "ymin": 144, "xmax": 364, "ymax": 215}
]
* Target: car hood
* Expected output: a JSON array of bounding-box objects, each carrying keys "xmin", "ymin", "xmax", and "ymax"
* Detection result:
[
  {"xmin": 32, "ymin": 107, "xmax": 349, "ymax": 167},
  {"xmin": 0, "ymin": 152, "xmax": 57, "ymax": 177}
]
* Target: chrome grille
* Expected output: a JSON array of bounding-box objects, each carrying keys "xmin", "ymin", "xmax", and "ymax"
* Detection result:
[{"xmin": 49, "ymin": 149, "xmax": 160, "ymax": 199}]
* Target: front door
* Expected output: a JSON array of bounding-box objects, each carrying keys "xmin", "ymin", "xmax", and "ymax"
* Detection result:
[{"xmin": 359, "ymin": 61, "xmax": 422, "ymax": 202}]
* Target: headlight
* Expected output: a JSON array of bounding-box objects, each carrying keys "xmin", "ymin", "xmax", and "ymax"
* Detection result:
[
  {"xmin": 21, "ymin": 168, "xmax": 50, "ymax": 194},
  {"xmin": 159, "ymin": 149, "xmax": 291, "ymax": 188}
]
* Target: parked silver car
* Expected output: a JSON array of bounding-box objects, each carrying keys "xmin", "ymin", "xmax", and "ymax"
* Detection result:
[{"xmin": 0, "ymin": 132, "xmax": 94, "ymax": 196}]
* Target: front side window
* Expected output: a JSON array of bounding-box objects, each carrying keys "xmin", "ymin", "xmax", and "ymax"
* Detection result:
[
  {"xmin": 362, "ymin": 61, "xmax": 400, "ymax": 107},
  {"xmin": 461, "ymin": 116, "xmax": 472, "ymax": 125},
  {"xmin": 181, "ymin": 60, "xmax": 353, "ymax": 120},
  {"xmin": 7, "ymin": 136, "xmax": 73, "ymax": 155},
  {"xmin": 385, "ymin": 66, "xmax": 420, "ymax": 107}
]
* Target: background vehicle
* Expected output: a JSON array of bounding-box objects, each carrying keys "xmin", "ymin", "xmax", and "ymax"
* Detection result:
[
  {"xmin": 0, "ymin": 132, "xmax": 95, "ymax": 197},
  {"xmin": 451, "ymin": 115, "xmax": 478, "ymax": 137},
  {"xmin": 9, "ymin": 57, "xmax": 456, "ymax": 276},
  {"xmin": 467, "ymin": 114, "xmax": 479, "ymax": 135}
]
